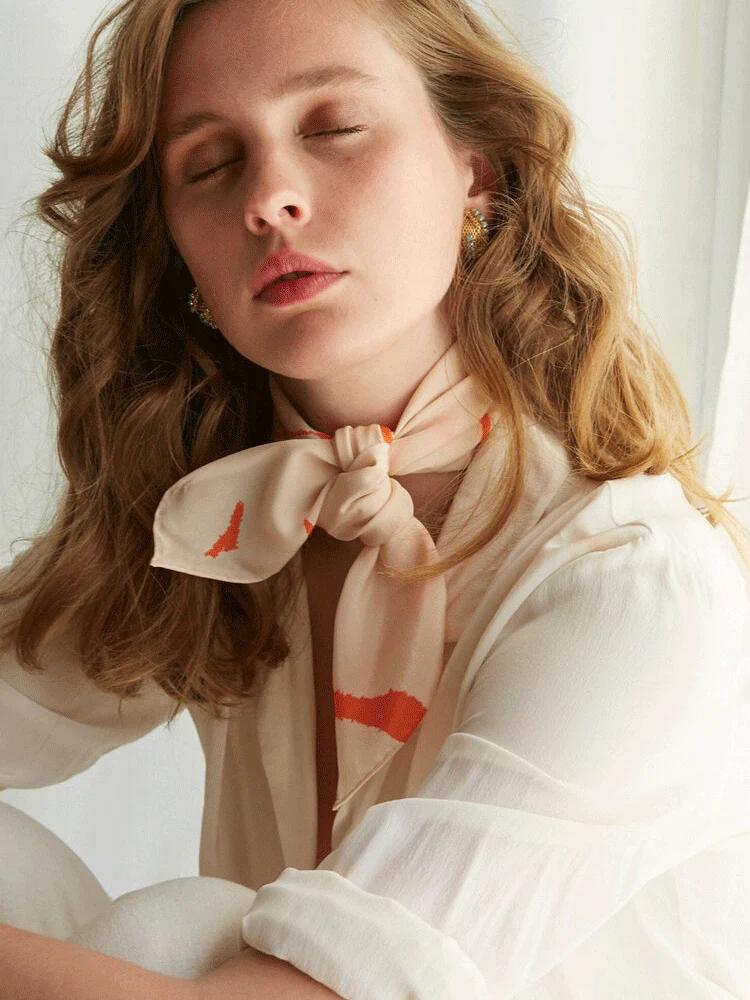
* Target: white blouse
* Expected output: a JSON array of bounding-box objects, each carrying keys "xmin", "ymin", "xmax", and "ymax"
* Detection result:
[{"xmin": 1, "ymin": 418, "xmax": 749, "ymax": 999}]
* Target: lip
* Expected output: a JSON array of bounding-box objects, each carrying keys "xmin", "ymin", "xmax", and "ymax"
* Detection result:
[
  {"xmin": 255, "ymin": 271, "xmax": 346, "ymax": 307},
  {"xmin": 251, "ymin": 249, "xmax": 342, "ymax": 298}
]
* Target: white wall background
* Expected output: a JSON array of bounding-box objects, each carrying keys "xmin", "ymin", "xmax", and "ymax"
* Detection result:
[{"xmin": 1, "ymin": 0, "xmax": 748, "ymax": 899}]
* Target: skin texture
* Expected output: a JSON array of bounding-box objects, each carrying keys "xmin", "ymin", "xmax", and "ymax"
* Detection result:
[{"xmin": 0, "ymin": 922, "xmax": 197, "ymax": 1000}]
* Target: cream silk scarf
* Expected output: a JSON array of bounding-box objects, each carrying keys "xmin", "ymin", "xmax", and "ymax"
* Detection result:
[{"xmin": 150, "ymin": 341, "xmax": 503, "ymax": 808}]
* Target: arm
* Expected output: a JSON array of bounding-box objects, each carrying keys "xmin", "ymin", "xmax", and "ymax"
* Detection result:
[
  {"xmin": 0, "ymin": 922, "xmax": 197, "ymax": 1000},
  {"xmin": 196, "ymin": 945, "xmax": 342, "ymax": 999},
  {"xmin": 0, "ymin": 920, "xmax": 342, "ymax": 1000}
]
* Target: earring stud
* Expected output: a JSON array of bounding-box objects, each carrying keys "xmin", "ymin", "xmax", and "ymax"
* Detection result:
[
  {"xmin": 461, "ymin": 207, "xmax": 490, "ymax": 262},
  {"xmin": 187, "ymin": 286, "xmax": 219, "ymax": 330}
]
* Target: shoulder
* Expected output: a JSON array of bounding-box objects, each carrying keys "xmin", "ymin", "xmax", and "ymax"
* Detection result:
[
  {"xmin": 471, "ymin": 469, "xmax": 750, "ymax": 698},
  {"xmin": 537, "ymin": 468, "xmax": 747, "ymax": 593},
  {"xmin": 560, "ymin": 472, "xmax": 745, "ymax": 630},
  {"xmin": 461, "ymin": 471, "xmax": 749, "ymax": 789}
]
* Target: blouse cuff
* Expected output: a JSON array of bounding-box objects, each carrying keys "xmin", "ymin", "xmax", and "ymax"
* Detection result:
[{"xmin": 241, "ymin": 866, "xmax": 489, "ymax": 999}]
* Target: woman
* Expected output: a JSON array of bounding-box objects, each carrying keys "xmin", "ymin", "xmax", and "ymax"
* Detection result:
[{"xmin": 1, "ymin": 0, "xmax": 749, "ymax": 996}]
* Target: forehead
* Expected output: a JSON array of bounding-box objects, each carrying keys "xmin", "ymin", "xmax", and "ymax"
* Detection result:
[{"xmin": 157, "ymin": 0, "xmax": 413, "ymax": 128}]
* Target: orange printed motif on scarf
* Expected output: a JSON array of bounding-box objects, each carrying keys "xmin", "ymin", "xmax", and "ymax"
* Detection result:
[
  {"xmin": 284, "ymin": 429, "xmax": 332, "ymax": 440},
  {"xmin": 334, "ymin": 687, "xmax": 427, "ymax": 742},
  {"xmin": 205, "ymin": 500, "xmax": 245, "ymax": 558}
]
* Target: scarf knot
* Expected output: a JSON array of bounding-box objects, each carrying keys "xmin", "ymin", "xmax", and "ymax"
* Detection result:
[{"xmin": 317, "ymin": 424, "xmax": 414, "ymax": 547}]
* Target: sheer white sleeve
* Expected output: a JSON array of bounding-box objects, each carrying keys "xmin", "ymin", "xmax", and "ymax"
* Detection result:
[
  {"xmin": 241, "ymin": 506, "xmax": 749, "ymax": 997},
  {"xmin": 0, "ymin": 613, "xmax": 178, "ymax": 789}
]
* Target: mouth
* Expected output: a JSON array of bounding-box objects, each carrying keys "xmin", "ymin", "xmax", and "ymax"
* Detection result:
[
  {"xmin": 255, "ymin": 271, "xmax": 346, "ymax": 307},
  {"xmin": 267, "ymin": 270, "xmax": 316, "ymax": 287}
]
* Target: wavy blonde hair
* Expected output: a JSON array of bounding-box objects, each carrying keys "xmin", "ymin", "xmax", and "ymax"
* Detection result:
[{"xmin": 2, "ymin": 0, "xmax": 748, "ymax": 724}]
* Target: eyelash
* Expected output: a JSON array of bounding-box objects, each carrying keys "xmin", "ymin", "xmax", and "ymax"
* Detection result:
[{"xmin": 187, "ymin": 126, "xmax": 368, "ymax": 185}]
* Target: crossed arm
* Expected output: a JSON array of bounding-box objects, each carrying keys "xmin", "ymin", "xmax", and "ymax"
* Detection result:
[{"xmin": 0, "ymin": 922, "xmax": 341, "ymax": 1000}]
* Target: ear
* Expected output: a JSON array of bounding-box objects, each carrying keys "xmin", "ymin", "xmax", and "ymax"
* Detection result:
[{"xmin": 464, "ymin": 151, "xmax": 497, "ymax": 223}]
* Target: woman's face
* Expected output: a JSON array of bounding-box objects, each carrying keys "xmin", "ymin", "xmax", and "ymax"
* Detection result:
[{"xmin": 156, "ymin": 0, "xmax": 491, "ymax": 387}]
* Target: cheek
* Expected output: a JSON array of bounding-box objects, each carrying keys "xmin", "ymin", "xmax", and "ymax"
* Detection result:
[
  {"xmin": 168, "ymin": 209, "xmax": 234, "ymax": 288},
  {"xmin": 357, "ymin": 150, "xmax": 460, "ymax": 290}
]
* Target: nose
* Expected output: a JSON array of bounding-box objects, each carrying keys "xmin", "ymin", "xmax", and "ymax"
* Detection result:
[
  {"xmin": 241, "ymin": 133, "xmax": 318, "ymax": 237},
  {"xmin": 241, "ymin": 156, "xmax": 312, "ymax": 237},
  {"xmin": 243, "ymin": 201, "xmax": 309, "ymax": 237}
]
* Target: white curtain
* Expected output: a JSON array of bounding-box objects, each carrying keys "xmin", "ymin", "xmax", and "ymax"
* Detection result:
[
  {"xmin": 706, "ymin": 169, "xmax": 750, "ymax": 532},
  {"xmin": 1, "ymin": 0, "xmax": 748, "ymax": 897},
  {"xmin": 702, "ymin": 0, "xmax": 750, "ymax": 531}
]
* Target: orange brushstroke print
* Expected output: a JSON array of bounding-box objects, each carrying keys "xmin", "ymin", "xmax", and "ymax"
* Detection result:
[
  {"xmin": 334, "ymin": 687, "xmax": 427, "ymax": 743},
  {"xmin": 285, "ymin": 429, "xmax": 332, "ymax": 440},
  {"xmin": 205, "ymin": 500, "xmax": 245, "ymax": 558}
]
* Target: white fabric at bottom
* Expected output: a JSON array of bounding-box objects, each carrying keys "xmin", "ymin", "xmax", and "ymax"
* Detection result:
[
  {"xmin": 71, "ymin": 876, "xmax": 257, "ymax": 979},
  {"xmin": 0, "ymin": 800, "xmax": 257, "ymax": 980},
  {"xmin": 0, "ymin": 800, "xmax": 111, "ymax": 939}
]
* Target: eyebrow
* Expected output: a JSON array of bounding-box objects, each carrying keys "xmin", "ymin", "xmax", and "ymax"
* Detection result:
[{"xmin": 158, "ymin": 63, "xmax": 381, "ymax": 154}]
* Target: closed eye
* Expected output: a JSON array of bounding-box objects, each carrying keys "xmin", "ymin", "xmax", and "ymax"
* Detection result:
[{"xmin": 186, "ymin": 126, "xmax": 368, "ymax": 185}]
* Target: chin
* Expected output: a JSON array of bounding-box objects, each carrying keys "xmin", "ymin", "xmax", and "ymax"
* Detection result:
[{"xmin": 264, "ymin": 331, "xmax": 381, "ymax": 381}]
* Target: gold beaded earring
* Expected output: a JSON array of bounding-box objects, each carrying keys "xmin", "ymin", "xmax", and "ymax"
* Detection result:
[
  {"xmin": 460, "ymin": 207, "xmax": 491, "ymax": 263},
  {"xmin": 187, "ymin": 286, "xmax": 220, "ymax": 330},
  {"xmin": 188, "ymin": 207, "xmax": 491, "ymax": 329}
]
